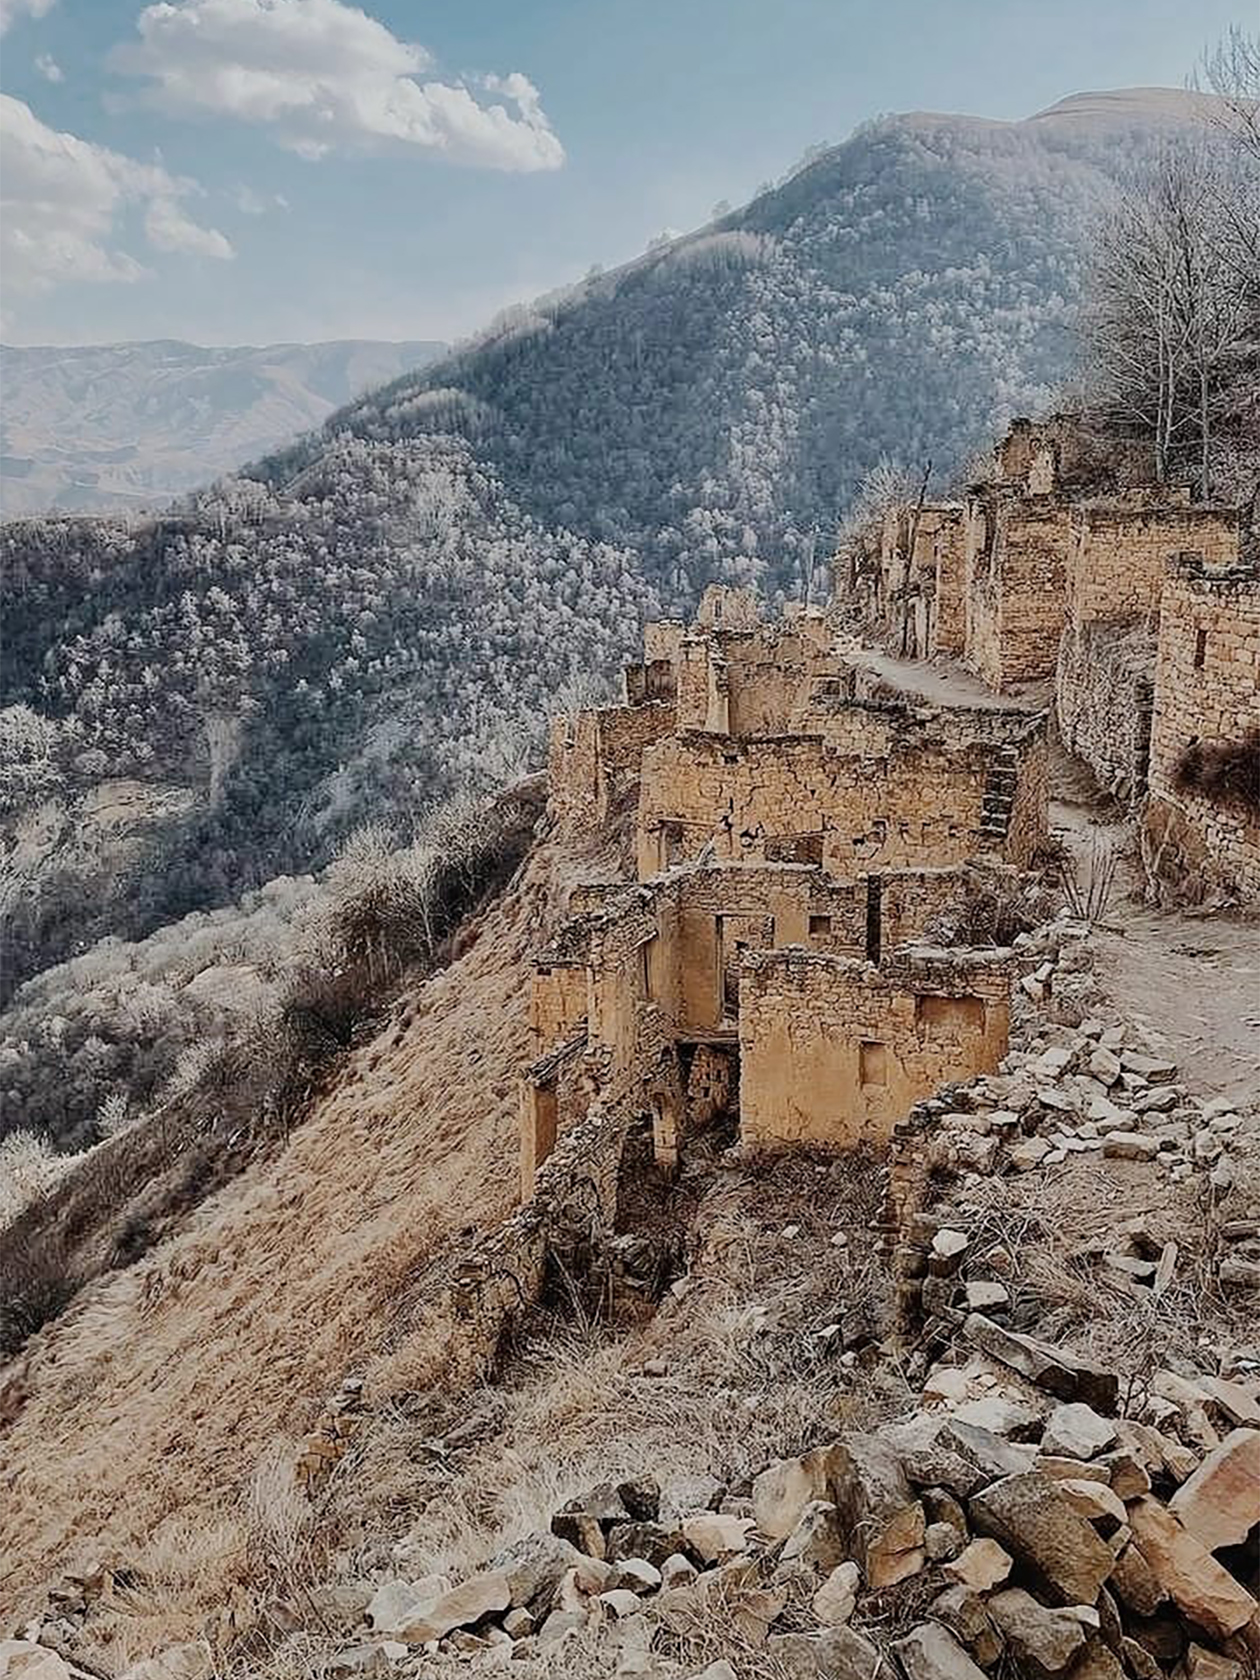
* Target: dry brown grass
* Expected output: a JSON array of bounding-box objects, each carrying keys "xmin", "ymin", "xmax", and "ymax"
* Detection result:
[{"xmin": 0, "ymin": 826, "xmax": 593, "ymax": 1635}]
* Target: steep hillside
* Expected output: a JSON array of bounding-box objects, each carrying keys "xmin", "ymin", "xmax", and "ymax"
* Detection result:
[{"xmin": 0, "ymin": 338, "xmax": 444, "ymax": 516}]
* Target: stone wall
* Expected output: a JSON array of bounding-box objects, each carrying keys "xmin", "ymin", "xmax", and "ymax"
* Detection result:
[
  {"xmin": 963, "ymin": 495, "xmax": 1071, "ymax": 689},
  {"xmin": 1064, "ymin": 499, "xmax": 1238, "ymax": 630},
  {"xmin": 1056, "ymin": 622, "xmax": 1156, "ymax": 806},
  {"xmin": 635, "ymin": 730, "xmax": 1041, "ymax": 882},
  {"xmin": 738, "ymin": 946, "xmax": 1011, "ymax": 1151},
  {"xmin": 548, "ymin": 701, "xmax": 676, "ymax": 828},
  {"xmin": 1145, "ymin": 561, "xmax": 1260, "ymax": 902}
]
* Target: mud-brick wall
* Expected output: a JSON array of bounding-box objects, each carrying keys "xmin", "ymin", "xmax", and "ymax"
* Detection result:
[
  {"xmin": 992, "ymin": 502, "xmax": 1072, "ymax": 688},
  {"xmin": 531, "ymin": 960, "xmax": 592, "ymax": 1057},
  {"xmin": 1056, "ymin": 622, "xmax": 1156, "ymax": 807},
  {"xmin": 548, "ymin": 703, "xmax": 676, "ymax": 829},
  {"xmin": 636, "ymin": 733, "xmax": 1006, "ymax": 882},
  {"xmin": 738, "ymin": 948, "xmax": 1010, "ymax": 1151},
  {"xmin": 1065, "ymin": 503, "xmax": 1239, "ymax": 629},
  {"xmin": 1146, "ymin": 565, "xmax": 1260, "ymax": 903}
]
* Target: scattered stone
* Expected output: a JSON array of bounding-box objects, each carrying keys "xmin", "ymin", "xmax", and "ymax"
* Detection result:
[
  {"xmin": 1103, "ymin": 1133, "xmax": 1160, "ymax": 1161},
  {"xmin": 812, "ymin": 1559, "xmax": 860, "ymax": 1625},
  {"xmin": 491, "ymin": 1532, "xmax": 583, "ymax": 1609},
  {"xmin": 608, "ymin": 1557, "xmax": 661, "ymax": 1595},
  {"xmin": 1168, "ymin": 1428, "xmax": 1260, "ymax": 1553},
  {"xmin": 952, "ymin": 1395, "xmax": 1041, "ymax": 1438},
  {"xmin": 944, "ymin": 1537, "xmax": 1013, "ymax": 1592},
  {"xmin": 781, "ymin": 1501, "xmax": 846, "ymax": 1574},
  {"xmin": 963, "ymin": 1315, "xmax": 1118, "ymax": 1410},
  {"xmin": 987, "ymin": 1586, "xmax": 1089, "ymax": 1672},
  {"xmin": 1010, "ymin": 1136, "xmax": 1053, "ymax": 1172},
  {"xmin": 964, "ymin": 1279, "xmax": 1010, "ymax": 1312},
  {"xmin": 891, "ymin": 1622, "xmax": 988, "ymax": 1680},
  {"xmin": 616, "ymin": 1476, "xmax": 661, "ymax": 1522},
  {"xmin": 1055, "ymin": 1477, "xmax": 1127, "ymax": 1532},
  {"xmin": 924, "ymin": 1520, "xmax": 963, "ymax": 1562},
  {"xmin": 502, "ymin": 1608, "xmax": 533, "ymax": 1639},
  {"xmin": 366, "ymin": 1577, "xmax": 447, "ymax": 1636},
  {"xmin": 830, "ymin": 1433, "xmax": 926, "ymax": 1589},
  {"xmin": 969, "ymin": 1472, "xmax": 1117, "ymax": 1605},
  {"xmin": 752, "ymin": 1446, "xmax": 839, "ymax": 1541},
  {"xmin": 660, "ymin": 1553, "xmax": 698, "ymax": 1589},
  {"xmin": 1041, "ymin": 1403, "xmax": 1117, "ymax": 1461},
  {"xmin": 681, "ymin": 1511, "xmax": 753, "ymax": 1563},
  {"xmin": 537, "ymin": 1608, "xmax": 588, "ymax": 1644},
  {"xmin": 597, "ymin": 1588, "xmax": 642, "ymax": 1619},
  {"xmin": 327, "ymin": 1641, "xmax": 408, "ymax": 1676},
  {"xmin": 394, "ymin": 1571, "xmax": 510, "ymax": 1642},
  {"xmin": 765, "ymin": 1624, "xmax": 881, "ymax": 1679},
  {"xmin": 1126, "ymin": 1496, "xmax": 1259, "ymax": 1641}
]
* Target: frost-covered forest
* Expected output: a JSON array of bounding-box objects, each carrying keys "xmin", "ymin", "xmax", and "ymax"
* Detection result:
[{"xmin": 0, "ymin": 95, "xmax": 1209, "ymax": 1148}]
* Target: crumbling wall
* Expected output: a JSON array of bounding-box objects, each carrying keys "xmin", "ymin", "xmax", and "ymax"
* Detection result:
[
  {"xmin": 964, "ymin": 496, "xmax": 1071, "ymax": 689},
  {"xmin": 738, "ymin": 947, "xmax": 1010, "ymax": 1151},
  {"xmin": 548, "ymin": 702, "xmax": 676, "ymax": 829},
  {"xmin": 636, "ymin": 733, "xmax": 1020, "ymax": 882},
  {"xmin": 1056, "ymin": 622, "xmax": 1157, "ymax": 806},
  {"xmin": 1064, "ymin": 499, "xmax": 1238, "ymax": 629},
  {"xmin": 1145, "ymin": 561, "xmax": 1260, "ymax": 902}
]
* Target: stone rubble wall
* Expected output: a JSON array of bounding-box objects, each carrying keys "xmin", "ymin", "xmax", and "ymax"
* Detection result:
[
  {"xmin": 635, "ymin": 732, "xmax": 1038, "ymax": 883},
  {"xmin": 1145, "ymin": 562, "xmax": 1260, "ymax": 902},
  {"xmin": 738, "ymin": 946, "xmax": 1011, "ymax": 1151},
  {"xmin": 1064, "ymin": 501, "xmax": 1239, "ymax": 629},
  {"xmin": 547, "ymin": 702, "xmax": 676, "ymax": 829},
  {"xmin": 1055, "ymin": 622, "xmax": 1157, "ymax": 808}
]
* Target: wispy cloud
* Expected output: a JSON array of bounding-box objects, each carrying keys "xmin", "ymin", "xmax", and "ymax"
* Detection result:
[
  {"xmin": 111, "ymin": 0, "xmax": 565, "ymax": 172},
  {"xmin": 0, "ymin": 94, "xmax": 233, "ymax": 299},
  {"xmin": 0, "ymin": 0, "xmax": 56, "ymax": 35},
  {"xmin": 34, "ymin": 51, "xmax": 63, "ymax": 82}
]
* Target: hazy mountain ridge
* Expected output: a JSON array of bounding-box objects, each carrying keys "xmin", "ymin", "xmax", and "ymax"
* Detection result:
[{"xmin": 0, "ymin": 337, "xmax": 445, "ymax": 516}]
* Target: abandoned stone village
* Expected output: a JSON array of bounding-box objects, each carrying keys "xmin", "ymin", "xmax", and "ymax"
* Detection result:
[{"xmin": 7, "ymin": 420, "xmax": 1260, "ymax": 1680}]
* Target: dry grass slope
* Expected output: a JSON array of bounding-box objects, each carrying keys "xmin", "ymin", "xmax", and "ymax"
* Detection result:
[{"xmin": 0, "ymin": 827, "xmax": 599, "ymax": 1635}]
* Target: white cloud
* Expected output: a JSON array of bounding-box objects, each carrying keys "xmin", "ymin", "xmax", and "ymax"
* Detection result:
[
  {"xmin": 0, "ymin": 0, "xmax": 56, "ymax": 34},
  {"xmin": 0, "ymin": 94, "xmax": 233, "ymax": 297},
  {"xmin": 231, "ymin": 182, "xmax": 288, "ymax": 214},
  {"xmin": 112, "ymin": 0, "xmax": 564, "ymax": 172},
  {"xmin": 35, "ymin": 52, "xmax": 63, "ymax": 81}
]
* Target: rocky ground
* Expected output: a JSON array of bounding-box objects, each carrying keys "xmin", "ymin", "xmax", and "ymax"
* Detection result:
[{"xmin": 6, "ymin": 894, "xmax": 1257, "ymax": 1680}]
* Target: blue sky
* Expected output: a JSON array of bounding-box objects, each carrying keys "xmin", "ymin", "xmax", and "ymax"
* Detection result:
[{"xmin": 0, "ymin": 0, "xmax": 1248, "ymax": 347}]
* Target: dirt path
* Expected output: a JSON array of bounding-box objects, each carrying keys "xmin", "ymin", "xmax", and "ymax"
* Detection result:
[
  {"xmin": 839, "ymin": 639, "xmax": 1050, "ymax": 712},
  {"xmin": 1050, "ymin": 752, "xmax": 1260, "ymax": 1109}
]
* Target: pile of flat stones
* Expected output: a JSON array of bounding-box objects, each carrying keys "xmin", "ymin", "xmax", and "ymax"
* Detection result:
[{"xmin": 295, "ymin": 1335, "xmax": 1260, "ymax": 1679}]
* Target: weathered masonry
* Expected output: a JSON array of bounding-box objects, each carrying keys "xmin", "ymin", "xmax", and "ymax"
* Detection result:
[
  {"xmin": 1144, "ymin": 558, "xmax": 1260, "ymax": 903},
  {"xmin": 844, "ymin": 416, "xmax": 1257, "ymax": 904},
  {"xmin": 522, "ymin": 589, "xmax": 1037, "ymax": 1194}
]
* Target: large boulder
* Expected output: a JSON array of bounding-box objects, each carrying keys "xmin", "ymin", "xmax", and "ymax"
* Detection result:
[
  {"xmin": 1126, "ymin": 1497, "xmax": 1258, "ymax": 1643},
  {"xmin": 968, "ymin": 1473, "xmax": 1116, "ymax": 1605},
  {"xmin": 1168, "ymin": 1429, "xmax": 1260, "ymax": 1553}
]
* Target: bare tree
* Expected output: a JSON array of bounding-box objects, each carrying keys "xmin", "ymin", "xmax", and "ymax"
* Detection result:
[{"xmin": 1081, "ymin": 140, "xmax": 1252, "ymax": 496}]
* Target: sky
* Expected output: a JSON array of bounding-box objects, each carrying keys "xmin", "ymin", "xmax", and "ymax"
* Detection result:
[{"xmin": 0, "ymin": 0, "xmax": 1250, "ymax": 348}]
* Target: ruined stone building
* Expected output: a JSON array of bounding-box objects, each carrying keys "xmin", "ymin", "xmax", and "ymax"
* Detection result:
[
  {"xmin": 845, "ymin": 418, "xmax": 1258, "ymax": 902},
  {"xmin": 521, "ymin": 590, "xmax": 1044, "ymax": 1196}
]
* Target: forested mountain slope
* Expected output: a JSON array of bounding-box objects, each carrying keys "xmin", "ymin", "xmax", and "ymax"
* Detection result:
[
  {"xmin": 0, "ymin": 89, "xmax": 1203, "ymax": 1022},
  {"xmin": 0, "ymin": 338, "xmax": 444, "ymax": 516}
]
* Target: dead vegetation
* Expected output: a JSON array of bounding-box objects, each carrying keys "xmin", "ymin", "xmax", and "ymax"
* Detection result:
[
  {"xmin": 1174, "ymin": 727, "xmax": 1260, "ymax": 815},
  {"xmin": 0, "ymin": 780, "xmax": 544, "ymax": 1361}
]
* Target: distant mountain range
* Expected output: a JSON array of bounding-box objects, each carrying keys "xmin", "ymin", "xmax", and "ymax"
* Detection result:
[{"xmin": 0, "ymin": 338, "xmax": 445, "ymax": 516}]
